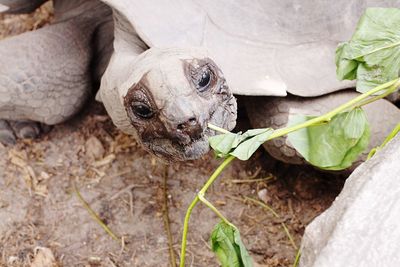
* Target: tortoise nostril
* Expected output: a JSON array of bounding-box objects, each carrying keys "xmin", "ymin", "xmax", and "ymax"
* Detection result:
[
  {"xmin": 188, "ymin": 117, "xmax": 197, "ymax": 125},
  {"xmin": 177, "ymin": 123, "xmax": 185, "ymax": 130},
  {"xmin": 175, "ymin": 117, "xmax": 203, "ymax": 140},
  {"xmin": 177, "ymin": 117, "xmax": 197, "ymax": 131}
]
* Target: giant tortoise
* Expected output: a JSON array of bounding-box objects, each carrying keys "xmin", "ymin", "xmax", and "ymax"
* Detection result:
[{"xmin": 0, "ymin": 0, "xmax": 399, "ymax": 163}]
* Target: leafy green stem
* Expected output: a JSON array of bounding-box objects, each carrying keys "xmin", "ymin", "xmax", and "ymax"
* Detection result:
[
  {"xmin": 368, "ymin": 122, "xmax": 400, "ymax": 159},
  {"xmin": 179, "ymin": 156, "xmax": 235, "ymax": 267},
  {"xmin": 379, "ymin": 123, "xmax": 400, "ymax": 148},
  {"xmin": 355, "ymin": 82, "xmax": 399, "ymax": 108},
  {"xmin": 270, "ymin": 78, "xmax": 399, "ymax": 140},
  {"xmin": 199, "ymin": 155, "xmax": 235, "ymax": 194},
  {"xmin": 181, "ymin": 77, "xmax": 400, "ymax": 266},
  {"xmin": 179, "ymin": 194, "xmax": 199, "ymax": 267},
  {"xmin": 198, "ymin": 192, "xmax": 235, "ymax": 228}
]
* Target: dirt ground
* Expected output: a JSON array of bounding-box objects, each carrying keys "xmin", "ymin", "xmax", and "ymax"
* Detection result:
[{"xmin": 0, "ymin": 3, "xmax": 346, "ymax": 267}]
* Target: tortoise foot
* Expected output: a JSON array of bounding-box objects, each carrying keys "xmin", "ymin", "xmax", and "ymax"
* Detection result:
[
  {"xmin": 0, "ymin": 119, "xmax": 50, "ymax": 145},
  {"xmin": 0, "ymin": 120, "xmax": 16, "ymax": 145}
]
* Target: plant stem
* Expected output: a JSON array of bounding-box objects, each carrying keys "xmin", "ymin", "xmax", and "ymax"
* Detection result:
[
  {"xmin": 73, "ymin": 181, "xmax": 120, "ymax": 242},
  {"xmin": 269, "ymin": 78, "xmax": 399, "ymax": 140},
  {"xmin": 244, "ymin": 196, "xmax": 280, "ymax": 218},
  {"xmin": 198, "ymin": 193, "xmax": 234, "ymax": 227},
  {"xmin": 208, "ymin": 78, "xmax": 399, "ymax": 145},
  {"xmin": 355, "ymin": 83, "xmax": 399, "ymax": 107},
  {"xmin": 293, "ymin": 248, "xmax": 302, "ymax": 267},
  {"xmin": 179, "ymin": 195, "xmax": 199, "ymax": 267},
  {"xmin": 179, "ymin": 156, "xmax": 235, "ymax": 267},
  {"xmin": 380, "ymin": 123, "xmax": 400, "ymax": 147},
  {"xmin": 368, "ymin": 122, "xmax": 400, "ymax": 159},
  {"xmin": 180, "ymin": 78, "xmax": 400, "ymax": 267},
  {"xmin": 199, "ymin": 155, "xmax": 235, "ymax": 194},
  {"xmin": 162, "ymin": 165, "xmax": 177, "ymax": 267},
  {"xmin": 207, "ymin": 123, "xmax": 231, "ymax": 134},
  {"xmin": 245, "ymin": 196, "xmax": 297, "ymax": 250}
]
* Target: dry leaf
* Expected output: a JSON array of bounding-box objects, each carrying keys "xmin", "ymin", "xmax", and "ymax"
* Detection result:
[
  {"xmin": 92, "ymin": 154, "xmax": 116, "ymax": 168},
  {"xmin": 85, "ymin": 136, "xmax": 105, "ymax": 160},
  {"xmin": 31, "ymin": 247, "xmax": 57, "ymax": 267}
]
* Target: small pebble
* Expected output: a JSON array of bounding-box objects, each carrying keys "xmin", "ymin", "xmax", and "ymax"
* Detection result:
[
  {"xmin": 258, "ymin": 188, "xmax": 271, "ymax": 204},
  {"xmin": 85, "ymin": 136, "xmax": 105, "ymax": 160}
]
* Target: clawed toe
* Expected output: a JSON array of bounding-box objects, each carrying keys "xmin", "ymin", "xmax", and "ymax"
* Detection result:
[
  {"xmin": 0, "ymin": 120, "xmax": 16, "ymax": 145},
  {"xmin": 9, "ymin": 121, "xmax": 41, "ymax": 139},
  {"xmin": 0, "ymin": 119, "xmax": 48, "ymax": 145}
]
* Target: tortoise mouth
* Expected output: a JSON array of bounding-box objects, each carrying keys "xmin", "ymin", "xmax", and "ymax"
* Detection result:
[
  {"xmin": 142, "ymin": 95, "xmax": 237, "ymax": 161},
  {"xmin": 174, "ymin": 95, "xmax": 237, "ymax": 159}
]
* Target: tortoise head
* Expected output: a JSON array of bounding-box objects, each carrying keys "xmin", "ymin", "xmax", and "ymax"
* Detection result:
[{"xmin": 118, "ymin": 48, "xmax": 237, "ymax": 161}]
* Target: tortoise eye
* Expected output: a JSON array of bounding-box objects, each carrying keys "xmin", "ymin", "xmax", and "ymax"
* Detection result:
[
  {"xmin": 131, "ymin": 103, "xmax": 154, "ymax": 119},
  {"xmin": 197, "ymin": 70, "xmax": 211, "ymax": 91},
  {"xmin": 195, "ymin": 67, "xmax": 213, "ymax": 92}
]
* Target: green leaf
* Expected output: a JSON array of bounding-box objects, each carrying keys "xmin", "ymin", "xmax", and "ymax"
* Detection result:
[
  {"xmin": 335, "ymin": 43, "xmax": 358, "ymax": 80},
  {"xmin": 287, "ymin": 108, "xmax": 370, "ymax": 170},
  {"xmin": 209, "ymin": 132, "xmax": 242, "ymax": 157},
  {"xmin": 210, "ymin": 222, "xmax": 253, "ymax": 267},
  {"xmin": 230, "ymin": 129, "xmax": 273, "ymax": 160},
  {"xmin": 335, "ymin": 8, "xmax": 400, "ymax": 92},
  {"xmin": 208, "ymin": 128, "xmax": 273, "ymax": 160}
]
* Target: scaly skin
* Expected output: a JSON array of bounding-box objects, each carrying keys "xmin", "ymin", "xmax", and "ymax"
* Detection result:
[
  {"xmin": 0, "ymin": 0, "xmax": 112, "ymax": 143},
  {"xmin": 0, "ymin": 19, "xmax": 92, "ymax": 124}
]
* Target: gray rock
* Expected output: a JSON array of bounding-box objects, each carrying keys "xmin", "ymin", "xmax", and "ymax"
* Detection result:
[{"xmin": 300, "ymin": 134, "xmax": 400, "ymax": 267}]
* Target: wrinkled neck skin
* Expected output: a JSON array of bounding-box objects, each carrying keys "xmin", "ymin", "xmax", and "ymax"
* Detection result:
[{"xmin": 100, "ymin": 47, "xmax": 237, "ymax": 161}]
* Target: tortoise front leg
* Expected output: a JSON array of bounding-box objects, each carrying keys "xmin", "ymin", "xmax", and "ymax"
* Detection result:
[
  {"xmin": 0, "ymin": 17, "xmax": 96, "ymax": 145},
  {"xmin": 0, "ymin": 119, "xmax": 46, "ymax": 144},
  {"xmin": 0, "ymin": 19, "xmax": 93, "ymax": 124}
]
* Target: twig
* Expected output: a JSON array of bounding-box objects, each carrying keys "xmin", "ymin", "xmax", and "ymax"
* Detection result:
[
  {"xmin": 244, "ymin": 197, "xmax": 297, "ymax": 250},
  {"xmin": 293, "ymin": 248, "xmax": 302, "ymax": 267},
  {"xmin": 109, "ymin": 184, "xmax": 146, "ymax": 200},
  {"xmin": 107, "ymin": 257, "xmax": 118, "ymax": 267},
  {"xmin": 243, "ymin": 166, "xmax": 262, "ymax": 179},
  {"xmin": 106, "ymin": 169, "xmax": 132, "ymax": 179},
  {"xmin": 73, "ymin": 181, "xmax": 120, "ymax": 242},
  {"xmin": 110, "ymin": 184, "xmax": 145, "ymax": 220},
  {"xmin": 162, "ymin": 165, "xmax": 177, "ymax": 267},
  {"xmin": 244, "ymin": 196, "xmax": 280, "ymax": 218},
  {"xmin": 230, "ymin": 175, "xmax": 275, "ymax": 184}
]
